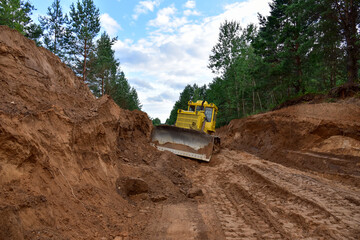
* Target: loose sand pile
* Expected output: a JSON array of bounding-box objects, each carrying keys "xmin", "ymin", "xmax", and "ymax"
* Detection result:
[{"xmin": 219, "ymin": 100, "xmax": 360, "ymax": 180}]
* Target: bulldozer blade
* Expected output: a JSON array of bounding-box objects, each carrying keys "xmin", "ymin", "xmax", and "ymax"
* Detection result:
[{"xmin": 151, "ymin": 125, "xmax": 214, "ymax": 162}]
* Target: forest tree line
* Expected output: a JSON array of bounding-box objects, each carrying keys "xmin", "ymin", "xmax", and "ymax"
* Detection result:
[
  {"xmin": 0, "ymin": 0, "xmax": 141, "ymax": 111},
  {"xmin": 166, "ymin": 0, "xmax": 359, "ymax": 127}
]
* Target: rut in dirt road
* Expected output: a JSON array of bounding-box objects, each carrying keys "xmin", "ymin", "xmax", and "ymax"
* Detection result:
[{"xmin": 190, "ymin": 149, "xmax": 360, "ymax": 240}]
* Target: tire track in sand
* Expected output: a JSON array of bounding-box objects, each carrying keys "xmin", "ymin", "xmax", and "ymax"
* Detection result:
[
  {"xmin": 191, "ymin": 149, "xmax": 360, "ymax": 239},
  {"xmin": 249, "ymin": 160, "xmax": 360, "ymax": 238},
  {"xmin": 225, "ymin": 149, "xmax": 360, "ymax": 239},
  {"xmin": 206, "ymin": 185, "xmax": 257, "ymax": 240},
  {"xmin": 193, "ymin": 151, "xmax": 288, "ymax": 239}
]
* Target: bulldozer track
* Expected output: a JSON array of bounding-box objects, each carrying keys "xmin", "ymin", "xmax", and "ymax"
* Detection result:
[
  {"xmin": 251, "ymin": 162, "xmax": 360, "ymax": 237},
  {"xmin": 233, "ymin": 164, "xmax": 343, "ymax": 239},
  {"xmin": 206, "ymin": 186, "xmax": 257, "ymax": 240}
]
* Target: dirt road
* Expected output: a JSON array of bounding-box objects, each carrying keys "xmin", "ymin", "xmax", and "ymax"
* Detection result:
[{"xmin": 144, "ymin": 148, "xmax": 360, "ymax": 240}]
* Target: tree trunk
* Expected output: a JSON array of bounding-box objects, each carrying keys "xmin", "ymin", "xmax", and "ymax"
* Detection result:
[
  {"xmin": 253, "ymin": 80, "xmax": 262, "ymax": 111},
  {"xmin": 234, "ymin": 72, "xmax": 240, "ymax": 118},
  {"xmin": 330, "ymin": 67, "xmax": 337, "ymax": 88},
  {"xmin": 257, "ymin": 92, "xmax": 263, "ymax": 111},
  {"xmin": 242, "ymin": 89, "xmax": 246, "ymax": 117},
  {"xmin": 54, "ymin": 26, "xmax": 57, "ymax": 54},
  {"xmin": 271, "ymin": 91, "xmax": 277, "ymax": 106},
  {"xmin": 236, "ymin": 85, "xmax": 240, "ymax": 118},
  {"xmin": 102, "ymin": 77, "xmax": 104, "ymax": 96},
  {"xmin": 345, "ymin": 33, "xmax": 358, "ymax": 83},
  {"xmin": 294, "ymin": 43, "xmax": 303, "ymax": 93},
  {"xmin": 252, "ymin": 79, "xmax": 256, "ymax": 113},
  {"xmin": 82, "ymin": 39, "xmax": 87, "ymax": 82},
  {"xmin": 335, "ymin": 0, "xmax": 359, "ymax": 83}
]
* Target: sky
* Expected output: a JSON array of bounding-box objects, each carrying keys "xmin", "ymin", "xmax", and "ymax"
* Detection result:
[{"xmin": 31, "ymin": 0, "xmax": 271, "ymax": 122}]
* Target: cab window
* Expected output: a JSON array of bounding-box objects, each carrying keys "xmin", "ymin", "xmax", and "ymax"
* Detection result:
[
  {"xmin": 205, "ymin": 108, "xmax": 213, "ymax": 122},
  {"xmin": 196, "ymin": 106, "xmax": 204, "ymax": 111}
]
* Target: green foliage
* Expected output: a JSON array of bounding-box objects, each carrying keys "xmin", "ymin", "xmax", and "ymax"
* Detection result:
[
  {"xmin": 207, "ymin": 23, "xmax": 264, "ymax": 127},
  {"xmin": 355, "ymin": 91, "xmax": 360, "ymax": 99},
  {"xmin": 254, "ymin": 0, "xmax": 316, "ymax": 95},
  {"xmin": 0, "ymin": 0, "xmax": 33, "ymax": 33},
  {"xmin": 0, "ymin": 0, "xmax": 42, "ymax": 44},
  {"xmin": 208, "ymin": 20, "xmax": 242, "ymax": 75},
  {"xmin": 328, "ymin": 0, "xmax": 359, "ymax": 83},
  {"xmin": 67, "ymin": 0, "xmax": 100, "ymax": 81},
  {"xmin": 88, "ymin": 32, "xmax": 118, "ymax": 96},
  {"xmin": 39, "ymin": 0, "xmax": 67, "ymax": 58},
  {"xmin": 87, "ymin": 32, "xmax": 141, "ymax": 110},
  {"xmin": 152, "ymin": 118, "xmax": 161, "ymax": 126},
  {"xmin": 25, "ymin": 23, "xmax": 43, "ymax": 46},
  {"xmin": 108, "ymin": 71, "xmax": 142, "ymax": 110}
]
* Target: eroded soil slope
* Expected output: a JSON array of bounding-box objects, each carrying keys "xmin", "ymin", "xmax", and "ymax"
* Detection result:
[
  {"xmin": 220, "ymin": 100, "xmax": 360, "ymax": 181},
  {"xmin": 0, "ymin": 26, "xmax": 193, "ymax": 240}
]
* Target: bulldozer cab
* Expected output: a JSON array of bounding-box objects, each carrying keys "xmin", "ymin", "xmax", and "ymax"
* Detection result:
[{"xmin": 176, "ymin": 100, "xmax": 218, "ymax": 134}]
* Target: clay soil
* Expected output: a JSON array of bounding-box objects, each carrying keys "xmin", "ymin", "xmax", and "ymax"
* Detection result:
[{"xmin": 1, "ymin": 26, "xmax": 360, "ymax": 240}]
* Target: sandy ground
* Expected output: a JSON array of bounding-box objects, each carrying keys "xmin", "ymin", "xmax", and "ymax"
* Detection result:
[
  {"xmin": 1, "ymin": 26, "xmax": 360, "ymax": 240},
  {"xmin": 141, "ymin": 147, "xmax": 360, "ymax": 240}
]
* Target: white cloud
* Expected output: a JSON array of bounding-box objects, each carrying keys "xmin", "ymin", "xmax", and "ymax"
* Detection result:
[
  {"xmin": 148, "ymin": 6, "xmax": 174, "ymax": 27},
  {"xmin": 184, "ymin": 9, "xmax": 200, "ymax": 16},
  {"xmin": 100, "ymin": 13, "xmax": 122, "ymax": 36},
  {"xmin": 115, "ymin": 0, "xmax": 271, "ymax": 122},
  {"xmin": 184, "ymin": 0, "xmax": 196, "ymax": 9},
  {"xmin": 148, "ymin": 5, "xmax": 188, "ymax": 32},
  {"xmin": 133, "ymin": 0, "xmax": 160, "ymax": 20},
  {"xmin": 223, "ymin": 0, "xmax": 269, "ymax": 26}
]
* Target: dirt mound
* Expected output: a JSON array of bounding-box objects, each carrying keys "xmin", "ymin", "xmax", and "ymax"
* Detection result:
[
  {"xmin": 220, "ymin": 99, "xmax": 360, "ymax": 182},
  {"xmin": 0, "ymin": 26, "xmax": 192, "ymax": 240}
]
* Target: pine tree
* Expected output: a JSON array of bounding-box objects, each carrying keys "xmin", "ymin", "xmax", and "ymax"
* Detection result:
[
  {"xmin": 108, "ymin": 71, "xmax": 142, "ymax": 110},
  {"xmin": 208, "ymin": 20, "xmax": 242, "ymax": 75},
  {"xmin": 330, "ymin": 0, "xmax": 359, "ymax": 83},
  {"xmin": 128, "ymin": 87, "xmax": 142, "ymax": 110},
  {"xmin": 86, "ymin": 32, "xmax": 141, "ymax": 110},
  {"xmin": 207, "ymin": 24, "xmax": 262, "ymax": 124},
  {"xmin": 25, "ymin": 23, "xmax": 43, "ymax": 46},
  {"xmin": 68, "ymin": 0, "xmax": 100, "ymax": 81},
  {"xmin": 254, "ymin": 0, "xmax": 329, "ymax": 95},
  {"xmin": 39, "ymin": 0, "xmax": 67, "ymax": 58},
  {"xmin": 0, "ymin": 0, "xmax": 42, "ymax": 44},
  {"xmin": 0, "ymin": 0, "xmax": 32, "ymax": 33},
  {"xmin": 208, "ymin": 21, "xmax": 261, "ymax": 119},
  {"xmin": 88, "ymin": 32, "xmax": 118, "ymax": 96},
  {"xmin": 312, "ymin": 0, "xmax": 344, "ymax": 88}
]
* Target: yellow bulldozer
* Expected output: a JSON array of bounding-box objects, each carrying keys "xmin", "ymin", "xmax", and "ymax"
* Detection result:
[{"xmin": 151, "ymin": 100, "xmax": 219, "ymax": 162}]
